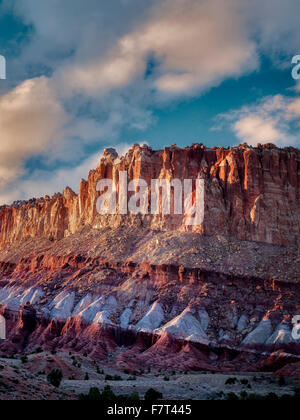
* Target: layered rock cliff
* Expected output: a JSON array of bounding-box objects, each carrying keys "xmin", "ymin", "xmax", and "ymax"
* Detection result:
[
  {"xmin": 0, "ymin": 142, "xmax": 300, "ymax": 373},
  {"xmin": 0, "ymin": 143, "xmax": 299, "ymax": 247}
]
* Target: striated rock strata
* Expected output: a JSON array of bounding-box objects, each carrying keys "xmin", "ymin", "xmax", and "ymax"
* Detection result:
[
  {"xmin": 0, "ymin": 143, "xmax": 300, "ymax": 374},
  {"xmin": 0, "ymin": 143, "xmax": 299, "ymax": 247}
]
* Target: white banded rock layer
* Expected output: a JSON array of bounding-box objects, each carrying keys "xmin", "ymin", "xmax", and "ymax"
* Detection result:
[{"xmin": 0, "ymin": 284, "xmax": 298, "ymax": 351}]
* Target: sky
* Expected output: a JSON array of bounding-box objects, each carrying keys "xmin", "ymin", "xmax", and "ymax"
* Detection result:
[{"xmin": 0, "ymin": 0, "xmax": 300, "ymax": 204}]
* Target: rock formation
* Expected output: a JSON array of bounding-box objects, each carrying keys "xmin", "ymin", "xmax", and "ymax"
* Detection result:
[
  {"xmin": 0, "ymin": 143, "xmax": 299, "ymax": 374},
  {"xmin": 0, "ymin": 143, "xmax": 299, "ymax": 246}
]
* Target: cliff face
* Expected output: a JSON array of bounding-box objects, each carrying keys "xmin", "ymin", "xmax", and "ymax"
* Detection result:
[
  {"xmin": 0, "ymin": 143, "xmax": 299, "ymax": 247},
  {"xmin": 1, "ymin": 254, "xmax": 300, "ymax": 373},
  {"xmin": 0, "ymin": 142, "xmax": 300, "ymax": 373}
]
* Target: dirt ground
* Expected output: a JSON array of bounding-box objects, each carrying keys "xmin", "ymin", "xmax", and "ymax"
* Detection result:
[{"xmin": 1, "ymin": 351, "xmax": 299, "ymax": 400}]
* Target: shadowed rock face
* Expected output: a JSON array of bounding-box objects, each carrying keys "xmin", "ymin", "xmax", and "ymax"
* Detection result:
[
  {"xmin": 0, "ymin": 143, "xmax": 299, "ymax": 246},
  {"xmin": 0, "ymin": 143, "xmax": 299, "ymax": 373}
]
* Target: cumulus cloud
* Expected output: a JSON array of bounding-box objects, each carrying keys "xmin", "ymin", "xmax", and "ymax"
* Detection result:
[
  {"xmin": 1, "ymin": 0, "xmax": 300, "ymax": 204},
  {"xmin": 218, "ymin": 94, "xmax": 300, "ymax": 146},
  {"xmin": 0, "ymin": 77, "xmax": 68, "ymax": 186},
  {"xmin": 57, "ymin": 0, "xmax": 258, "ymax": 96},
  {"xmin": 247, "ymin": 0, "xmax": 300, "ymax": 61},
  {"xmin": 0, "ymin": 70, "xmax": 153, "ymax": 199}
]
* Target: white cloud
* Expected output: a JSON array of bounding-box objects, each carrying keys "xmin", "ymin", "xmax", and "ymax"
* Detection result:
[
  {"xmin": 287, "ymin": 98, "xmax": 300, "ymax": 117},
  {"xmin": 247, "ymin": 0, "xmax": 300, "ymax": 60},
  {"xmin": 57, "ymin": 0, "xmax": 258, "ymax": 96},
  {"xmin": 218, "ymin": 94, "xmax": 300, "ymax": 146},
  {"xmin": 0, "ymin": 77, "xmax": 68, "ymax": 186},
  {"xmin": 0, "ymin": 73, "xmax": 154, "ymax": 192},
  {"xmin": 0, "ymin": 152, "xmax": 99, "ymax": 204},
  {"xmin": 234, "ymin": 116, "xmax": 288, "ymax": 146},
  {"xmin": 0, "ymin": 142, "xmax": 148, "ymax": 205},
  {"xmin": 1, "ymin": 0, "xmax": 300, "ymax": 204}
]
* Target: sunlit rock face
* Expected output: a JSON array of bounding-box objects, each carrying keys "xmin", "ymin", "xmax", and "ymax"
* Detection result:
[
  {"xmin": 0, "ymin": 142, "xmax": 299, "ymax": 373},
  {"xmin": 0, "ymin": 143, "xmax": 299, "ymax": 246}
]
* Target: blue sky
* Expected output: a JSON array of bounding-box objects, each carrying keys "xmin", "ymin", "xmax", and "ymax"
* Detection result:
[{"xmin": 0, "ymin": 0, "xmax": 299, "ymax": 204}]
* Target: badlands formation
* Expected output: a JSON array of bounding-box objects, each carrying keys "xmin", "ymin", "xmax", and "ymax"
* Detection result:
[{"xmin": 0, "ymin": 142, "xmax": 300, "ymax": 374}]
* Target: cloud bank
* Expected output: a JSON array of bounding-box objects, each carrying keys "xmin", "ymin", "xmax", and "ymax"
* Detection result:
[{"xmin": 0, "ymin": 0, "xmax": 300, "ymax": 204}]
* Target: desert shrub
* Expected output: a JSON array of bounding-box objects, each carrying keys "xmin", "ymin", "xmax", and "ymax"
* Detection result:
[
  {"xmin": 226, "ymin": 392, "xmax": 239, "ymax": 400},
  {"xmin": 127, "ymin": 392, "xmax": 140, "ymax": 401},
  {"xmin": 279, "ymin": 376, "xmax": 286, "ymax": 387},
  {"xmin": 20, "ymin": 355, "xmax": 28, "ymax": 364},
  {"xmin": 79, "ymin": 387, "xmax": 102, "ymax": 401},
  {"xmin": 79, "ymin": 386, "xmax": 140, "ymax": 402},
  {"xmin": 101, "ymin": 385, "xmax": 116, "ymax": 400},
  {"xmin": 240, "ymin": 391, "xmax": 248, "ymax": 400},
  {"xmin": 225, "ymin": 377, "xmax": 237, "ymax": 385},
  {"xmin": 145, "ymin": 388, "xmax": 163, "ymax": 401},
  {"xmin": 240, "ymin": 379, "xmax": 249, "ymax": 385},
  {"xmin": 47, "ymin": 369, "xmax": 63, "ymax": 388}
]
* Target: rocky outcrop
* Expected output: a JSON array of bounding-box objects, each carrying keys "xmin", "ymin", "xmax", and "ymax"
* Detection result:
[
  {"xmin": 1, "ymin": 252, "xmax": 300, "ymax": 372},
  {"xmin": 0, "ymin": 142, "xmax": 299, "ymax": 373},
  {"xmin": 0, "ymin": 143, "xmax": 299, "ymax": 247}
]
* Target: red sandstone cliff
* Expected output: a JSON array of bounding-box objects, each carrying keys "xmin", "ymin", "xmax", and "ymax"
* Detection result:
[
  {"xmin": 0, "ymin": 143, "xmax": 299, "ymax": 247},
  {"xmin": 0, "ymin": 142, "xmax": 300, "ymax": 374}
]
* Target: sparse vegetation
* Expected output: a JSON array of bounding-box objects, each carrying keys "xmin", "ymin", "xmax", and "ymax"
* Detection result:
[
  {"xmin": 226, "ymin": 392, "xmax": 300, "ymax": 401},
  {"xmin": 20, "ymin": 355, "xmax": 28, "ymax": 364},
  {"xmin": 145, "ymin": 388, "xmax": 163, "ymax": 401},
  {"xmin": 279, "ymin": 376, "xmax": 286, "ymax": 387},
  {"xmin": 78, "ymin": 386, "xmax": 140, "ymax": 401},
  {"xmin": 225, "ymin": 377, "xmax": 237, "ymax": 385},
  {"xmin": 105, "ymin": 374, "xmax": 123, "ymax": 381},
  {"xmin": 240, "ymin": 379, "xmax": 249, "ymax": 385},
  {"xmin": 47, "ymin": 369, "xmax": 63, "ymax": 388}
]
